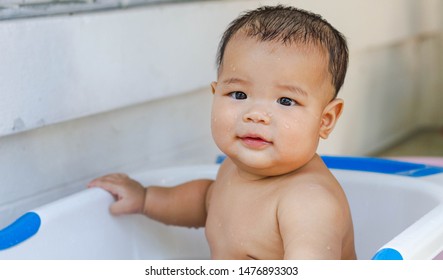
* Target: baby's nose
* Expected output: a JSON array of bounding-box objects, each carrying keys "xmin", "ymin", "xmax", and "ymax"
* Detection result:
[{"xmin": 243, "ymin": 109, "xmax": 271, "ymax": 124}]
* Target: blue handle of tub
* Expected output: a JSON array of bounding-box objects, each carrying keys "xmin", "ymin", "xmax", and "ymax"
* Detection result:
[
  {"xmin": 372, "ymin": 248, "xmax": 403, "ymax": 260},
  {"xmin": 0, "ymin": 212, "xmax": 41, "ymax": 250}
]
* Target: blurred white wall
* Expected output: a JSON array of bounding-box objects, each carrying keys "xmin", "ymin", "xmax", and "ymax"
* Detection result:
[{"xmin": 0, "ymin": 0, "xmax": 442, "ymax": 227}]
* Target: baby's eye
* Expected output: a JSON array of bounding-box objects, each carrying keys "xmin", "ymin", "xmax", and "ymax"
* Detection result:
[
  {"xmin": 229, "ymin": 91, "xmax": 247, "ymax": 100},
  {"xmin": 277, "ymin": 97, "xmax": 297, "ymax": 106}
]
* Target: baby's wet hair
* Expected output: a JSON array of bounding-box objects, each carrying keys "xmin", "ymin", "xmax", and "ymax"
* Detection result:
[{"xmin": 216, "ymin": 5, "xmax": 348, "ymax": 97}]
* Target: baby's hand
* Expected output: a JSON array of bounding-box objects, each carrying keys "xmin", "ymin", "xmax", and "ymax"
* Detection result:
[{"xmin": 88, "ymin": 173, "xmax": 146, "ymax": 216}]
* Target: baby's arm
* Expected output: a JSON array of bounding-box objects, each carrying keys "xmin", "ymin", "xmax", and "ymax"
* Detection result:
[
  {"xmin": 277, "ymin": 185, "xmax": 344, "ymax": 259},
  {"xmin": 88, "ymin": 174, "xmax": 213, "ymax": 228},
  {"xmin": 144, "ymin": 179, "xmax": 213, "ymax": 227}
]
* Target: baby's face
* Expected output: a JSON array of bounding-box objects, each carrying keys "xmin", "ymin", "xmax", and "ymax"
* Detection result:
[{"xmin": 211, "ymin": 35, "xmax": 337, "ymax": 177}]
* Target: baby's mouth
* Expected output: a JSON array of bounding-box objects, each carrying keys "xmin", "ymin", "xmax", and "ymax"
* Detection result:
[{"xmin": 238, "ymin": 134, "xmax": 272, "ymax": 149}]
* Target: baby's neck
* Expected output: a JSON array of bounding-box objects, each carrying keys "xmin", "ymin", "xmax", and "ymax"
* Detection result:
[
  {"xmin": 231, "ymin": 153, "xmax": 322, "ymax": 182},
  {"xmin": 235, "ymin": 167, "xmax": 268, "ymax": 181}
]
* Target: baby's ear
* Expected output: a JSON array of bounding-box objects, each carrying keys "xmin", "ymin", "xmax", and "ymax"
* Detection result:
[
  {"xmin": 319, "ymin": 98, "xmax": 344, "ymax": 139},
  {"xmin": 210, "ymin": 81, "xmax": 217, "ymax": 94}
]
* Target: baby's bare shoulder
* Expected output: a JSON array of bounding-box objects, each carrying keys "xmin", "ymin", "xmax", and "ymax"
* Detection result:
[
  {"xmin": 274, "ymin": 168, "xmax": 353, "ymax": 259},
  {"xmin": 276, "ymin": 170, "xmax": 345, "ymax": 211}
]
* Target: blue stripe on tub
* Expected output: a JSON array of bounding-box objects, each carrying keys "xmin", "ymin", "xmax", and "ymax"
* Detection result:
[
  {"xmin": 0, "ymin": 212, "xmax": 41, "ymax": 250},
  {"xmin": 372, "ymin": 248, "xmax": 403, "ymax": 260},
  {"xmin": 216, "ymin": 155, "xmax": 443, "ymax": 177},
  {"xmin": 321, "ymin": 156, "xmax": 443, "ymax": 177},
  {"xmin": 216, "ymin": 155, "xmax": 227, "ymax": 164}
]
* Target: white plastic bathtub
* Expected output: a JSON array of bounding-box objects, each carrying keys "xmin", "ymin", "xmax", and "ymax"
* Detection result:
[{"xmin": 1, "ymin": 156, "xmax": 443, "ymax": 260}]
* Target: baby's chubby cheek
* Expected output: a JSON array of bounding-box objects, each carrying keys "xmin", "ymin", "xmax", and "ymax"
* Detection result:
[
  {"xmin": 211, "ymin": 118, "xmax": 225, "ymax": 139},
  {"xmin": 211, "ymin": 116, "xmax": 236, "ymax": 152}
]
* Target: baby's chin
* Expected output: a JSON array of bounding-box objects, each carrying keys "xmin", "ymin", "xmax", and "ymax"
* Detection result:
[{"xmin": 230, "ymin": 156, "xmax": 300, "ymax": 178}]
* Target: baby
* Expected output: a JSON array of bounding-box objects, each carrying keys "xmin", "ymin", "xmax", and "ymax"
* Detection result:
[{"xmin": 89, "ymin": 5, "xmax": 356, "ymax": 260}]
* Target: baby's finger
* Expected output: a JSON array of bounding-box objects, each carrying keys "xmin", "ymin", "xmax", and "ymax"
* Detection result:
[
  {"xmin": 87, "ymin": 176, "xmax": 110, "ymax": 188},
  {"xmin": 88, "ymin": 173, "xmax": 123, "ymax": 187},
  {"xmin": 88, "ymin": 180, "xmax": 123, "ymax": 198},
  {"xmin": 95, "ymin": 173, "xmax": 128, "ymax": 183},
  {"xmin": 111, "ymin": 173, "xmax": 129, "ymax": 179}
]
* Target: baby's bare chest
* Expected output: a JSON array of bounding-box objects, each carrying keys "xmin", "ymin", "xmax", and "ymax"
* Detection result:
[{"xmin": 205, "ymin": 181, "xmax": 284, "ymax": 259}]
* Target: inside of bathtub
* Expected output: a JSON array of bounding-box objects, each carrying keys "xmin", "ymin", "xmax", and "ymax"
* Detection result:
[{"xmin": 1, "ymin": 156, "xmax": 443, "ymax": 260}]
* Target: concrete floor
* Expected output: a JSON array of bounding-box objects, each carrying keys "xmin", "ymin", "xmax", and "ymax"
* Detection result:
[{"xmin": 375, "ymin": 127, "xmax": 443, "ymax": 157}]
